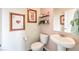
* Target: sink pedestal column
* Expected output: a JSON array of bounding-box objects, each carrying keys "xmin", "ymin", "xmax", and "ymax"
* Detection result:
[{"xmin": 57, "ymin": 45, "xmax": 66, "ymax": 51}]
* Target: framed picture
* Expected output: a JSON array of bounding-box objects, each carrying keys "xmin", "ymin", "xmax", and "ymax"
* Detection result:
[
  {"xmin": 10, "ymin": 13, "xmax": 25, "ymax": 31},
  {"xmin": 60, "ymin": 15, "xmax": 64, "ymax": 25},
  {"xmin": 27, "ymin": 9, "xmax": 37, "ymax": 23}
]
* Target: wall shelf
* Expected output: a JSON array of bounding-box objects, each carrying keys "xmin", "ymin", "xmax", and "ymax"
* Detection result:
[{"xmin": 39, "ymin": 15, "xmax": 49, "ymax": 18}]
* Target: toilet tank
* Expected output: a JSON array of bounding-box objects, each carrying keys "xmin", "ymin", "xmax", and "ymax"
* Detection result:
[{"xmin": 40, "ymin": 34, "xmax": 49, "ymax": 44}]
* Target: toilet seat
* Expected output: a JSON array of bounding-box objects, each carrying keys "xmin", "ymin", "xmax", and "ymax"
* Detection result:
[{"xmin": 31, "ymin": 42, "xmax": 44, "ymax": 51}]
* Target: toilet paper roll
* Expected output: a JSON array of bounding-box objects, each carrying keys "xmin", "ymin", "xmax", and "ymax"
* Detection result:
[{"xmin": 23, "ymin": 37, "xmax": 27, "ymax": 41}]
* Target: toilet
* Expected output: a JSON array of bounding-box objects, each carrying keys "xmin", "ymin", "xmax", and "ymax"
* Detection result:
[{"xmin": 31, "ymin": 33, "xmax": 49, "ymax": 51}]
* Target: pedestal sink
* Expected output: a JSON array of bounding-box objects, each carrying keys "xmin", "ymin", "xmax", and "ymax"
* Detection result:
[{"xmin": 50, "ymin": 34, "xmax": 76, "ymax": 51}]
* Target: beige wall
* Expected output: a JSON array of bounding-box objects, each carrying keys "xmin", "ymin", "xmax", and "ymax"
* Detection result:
[
  {"xmin": 40, "ymin": 8, "xmax": 54, "ymax": 35},
  {"xmin": 39, "ymin": 8, "xmax": 56, "ymax": 50},
  {"xmin": 2, "ymin": 8, "xmax": 40, "ymax": 50},
  {"xmin": 25, "ymin": 8, "xmax": 40, "ymax": 50}
]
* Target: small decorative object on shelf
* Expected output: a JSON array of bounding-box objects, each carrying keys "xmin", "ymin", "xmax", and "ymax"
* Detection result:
[
  {"xmin": 39, "ymin": 20, "xmax": 49, "ymax": 24},
  {"xmin": 39, "ymin": 15, "xmax": 49, "ymax": 25}
]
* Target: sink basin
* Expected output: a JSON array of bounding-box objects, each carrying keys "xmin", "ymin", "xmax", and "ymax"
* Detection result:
[
  {"xmin": 50, "ymin": 34, "xmax": 76, "ymax": 51},
  {"xmin": 61, "ymin": 37, "xmax": 75, "ymax": 48}
]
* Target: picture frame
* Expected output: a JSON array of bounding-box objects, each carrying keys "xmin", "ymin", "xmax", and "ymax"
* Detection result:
[
  {"xmin": 60, "ymin": 15, "xmax": 64, "ymax": 25},
  {"xmin": 10, "ymin": 13, "xmax": 25, "ymax": 31},
  {"xmin": 27, "ymin": 9, "xmax": 37, "ymax": 23}
]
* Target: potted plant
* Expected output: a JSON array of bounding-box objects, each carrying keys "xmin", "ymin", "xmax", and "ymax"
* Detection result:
[
  {"xmin": 70, "ymin": 18, "xmax": 79, "ymax": 34},
  {"xmin": 70, "ymin": 19, "xmax": 79, "ymax": 26}
]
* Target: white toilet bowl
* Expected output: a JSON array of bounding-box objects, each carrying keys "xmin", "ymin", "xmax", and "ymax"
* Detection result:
[
  {"xmin": 31, "ymin": 33, "xmax": 48, "ymax": 51},
  {"xmin": 31, "ymin": 42, "xmax": 44, "ymax": 51}
]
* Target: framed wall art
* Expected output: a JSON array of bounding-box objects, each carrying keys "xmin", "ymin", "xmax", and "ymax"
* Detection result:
[
  {"xmin": 60, "ymin": 15, "xmax": 64, "ymax": 25},
  {"xmin": 27, "ymin": 9, "xmax": 37, "ymax": 23},
  {"xmin": 10, "ymin": 13, "xmax": 25, "ymax": 31}
]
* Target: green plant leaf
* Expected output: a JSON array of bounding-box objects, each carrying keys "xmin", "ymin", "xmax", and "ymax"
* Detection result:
[
  {"xmin": 70, "ymin": 20, "xmax": 74, "ymax": 26},
  {"xmin": 71, "ymin": 18, "xmax": 79, "ymax": 26}
]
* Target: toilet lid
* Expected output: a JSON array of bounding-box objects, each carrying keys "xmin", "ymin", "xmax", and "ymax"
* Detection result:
[{"xmin": 31, "ymin": 42, "xmax": 44, "ymax": 50}]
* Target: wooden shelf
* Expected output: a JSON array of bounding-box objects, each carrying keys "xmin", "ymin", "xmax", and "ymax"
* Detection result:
[{"xmin": 39, "ymin": 15, "xmax": 49, "ymax": 18}]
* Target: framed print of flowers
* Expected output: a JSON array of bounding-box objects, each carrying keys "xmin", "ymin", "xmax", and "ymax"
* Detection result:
[{"xmin": 27, "ymin": 9, "xmax": 37, "ymax": 23}]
